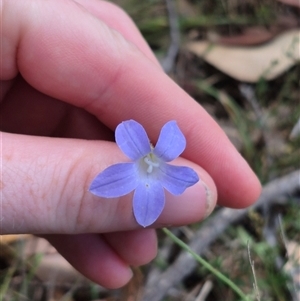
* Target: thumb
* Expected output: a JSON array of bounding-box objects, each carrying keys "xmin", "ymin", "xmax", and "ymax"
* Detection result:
[{"xmin": 2, "ymin": 132, "xmax": 217, "ymax": 234}]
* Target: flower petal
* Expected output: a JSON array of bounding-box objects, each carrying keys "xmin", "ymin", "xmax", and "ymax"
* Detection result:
[
  {"xmin": 153, "ymin": 121, "xmax": 186, "ymax": 162},
  {"xmin": 115, "ymin": 120, "xmax": 151, "ymax": 160},
  {"xmin": 159, "ymin": 163, "xmax": 199, "ymax": 195},
  {"xmin": 89, "ymin": 163, "xmax": 139, "ymax": 197},
  {"xmin": 133, "ymin": 181, "xmax": 165, "ymax": 227}
]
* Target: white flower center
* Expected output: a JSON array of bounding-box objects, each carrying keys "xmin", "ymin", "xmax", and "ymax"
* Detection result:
[{"xmin": 143, "ymin": 153, "xmax": 159, "ymax": 173}]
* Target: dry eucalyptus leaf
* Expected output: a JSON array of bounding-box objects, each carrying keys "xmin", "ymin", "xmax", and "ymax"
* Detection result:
[
  {"xmin": 215, "ymin": 14, "xmax": 299, "ymax": 46},
  {"xmin": 0, "ymin": 234, "xmax": 30, "ymax": 244},
  {"xmin": 215, "ymin": 27, "xmax": 278, "ymax": 46},
  {"xmin": 277, "ymin": 0, "xmax": 300, "ymax": 7},
  {"xmin": 35, "ymin": 252, "xmax": 85, "ymax": 284},
  {"xmin": 23, "ymin": 237, "xmax": 86, "ymax": 284},
  {"xmin": 186, "ymin": 29, "xmax": 300, "ymax": 82}
]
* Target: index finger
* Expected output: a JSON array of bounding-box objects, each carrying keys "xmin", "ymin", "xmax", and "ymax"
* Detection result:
[{"xmin": 2, "ymin": 0, "xmax": 261, "ymax": 207}]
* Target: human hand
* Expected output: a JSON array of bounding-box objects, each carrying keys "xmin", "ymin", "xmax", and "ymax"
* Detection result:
[{"xmin": 1, "ymin": 0, "xmax": 261, "ymax": 289}]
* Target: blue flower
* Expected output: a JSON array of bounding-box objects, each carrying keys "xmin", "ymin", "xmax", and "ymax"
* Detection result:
[{"xmin": 89, "ymin": 120, "xmax": 199, "ymax": 227}]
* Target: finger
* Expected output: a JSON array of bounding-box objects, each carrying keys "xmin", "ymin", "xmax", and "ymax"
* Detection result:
[
  {"xmin": 2, "ymin": 132, "xmax": 216, "ymax": 234},
  {"xmin": 2, "ymin": 0, "xmax": 261, "ymax": 208},
  {"xmin": 1, "ymin": 75, "xmax": 68, "ymax": 136},
  {"xmin": 103, "ymin": 229, "xmax": 157, "ymax": 266},
  {"xmin": 52, "ymin": 106, "xmax": 114, "ymax": 140},
  {"xmin": 73, "ymin": 0, "xmax": 160, "ymax": 65},
  {"xmin": 45, "ymin": 234, "xmax": 133, "ymax": 289},
  {"xmin": 1, "ymin": 76, "xmax": 114, "ymax": 139},
  {"xmin": 0, "ymin": 79, "xmax": 14, "ymax": 100}
]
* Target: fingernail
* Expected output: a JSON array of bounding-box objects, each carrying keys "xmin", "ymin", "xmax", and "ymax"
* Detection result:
[
  {"xmin": 128, "ymin": 268, "xmax": 134, "ymax": 280},
  {"xmin": 201, "ymin": 181, "xmax": 215, "ymax": 218}
]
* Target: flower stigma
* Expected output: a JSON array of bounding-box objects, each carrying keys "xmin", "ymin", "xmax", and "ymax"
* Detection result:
[{"xmin": 143, "ymin": 153, "xmax": 160, "ymax": 173}]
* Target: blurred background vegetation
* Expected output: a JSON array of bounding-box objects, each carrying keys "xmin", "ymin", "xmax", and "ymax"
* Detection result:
[{"xmin": 1, "ymin": 0, "xmax": 299, "ymax": 300}]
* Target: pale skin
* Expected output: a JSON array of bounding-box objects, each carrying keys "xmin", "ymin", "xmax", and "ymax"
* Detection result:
[{"xmin": 1, "ymin": 0, "xmax": 261, "ymax": 289}]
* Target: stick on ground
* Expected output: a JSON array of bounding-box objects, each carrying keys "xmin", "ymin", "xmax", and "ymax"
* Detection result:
[{"xmin": 142, "ymin": 170, "xmax": 300, "ymax": 301}]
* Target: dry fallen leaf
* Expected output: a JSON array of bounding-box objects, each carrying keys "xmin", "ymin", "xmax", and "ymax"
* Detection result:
[
  {"xmin": 186, "ymin": 29, "xmax": 300, "ymax": 82},
  {"xmin": 23, "ymin": 237, "xmax": 87, "ymax": 284},
  {"xmin": 0, "ymin": 234, "xmax": 31, "ymax": 244},
  {"xmin": 214, "ymin": 27, "xmax": 279, "ymax": 46},
  {"xmin": 277, "ymin": 0, "xmax": 300, "ymax": 7},
  {"xmin": 214, "ymin": 14, "xmax": 299, "ymax": 46}
]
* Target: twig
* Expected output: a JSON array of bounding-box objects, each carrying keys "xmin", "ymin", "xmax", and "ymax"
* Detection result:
[
  {"xmin": 262, "ymin": 211, "xmax": 285, "ymax": 269},
  {"xmin": 161, "ymin": 0, "xmax": 180, "ymax": 73},
  {"xmin": 195, "ymin": 280, "xmax": 213, "ymax": 301},
  {"xmin": 239, "ymin": 83, "xmax": 274, "ymax": 168},
  {"xmin": 239, "ymin": 84, "xmax": 264, "ymax": 123},
  {"xmin": 146, "ymin": 228, "xmax": 180, "ymax": 287},
  {"xmin": 163, "ymin": 228, "xmax": 251, "ymax": 301},
  {"xmin": 290, "ymin": 117, "xmax": 300, "ymax": 140},
  {"xmin": 247, "ymin": 242, "xmax": 261, "ymax": 301},
  {"xmin": 279, "ymin": 215, "xmax": 300, "ymax": 301},
  {"xmin": 142, "ymin": 170, "xmax": 300, "ymax": 301}
]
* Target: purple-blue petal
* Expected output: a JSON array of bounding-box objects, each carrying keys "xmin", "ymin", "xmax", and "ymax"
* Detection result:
[
  {"xmin": 153, "ymin": 121, "xmax": 186, "ymax": 162},
  {"xmin": 133, "ymin": 181, "xmax": 165, "ymax": 227},
  {"xmin": 159, "ymin": 163, "xmax": 199, "ymax": 195},
  {"xmin": 115, "ymin": 120, "xmax": 151, "ymax": 161},
  {"xmin": 89, "ymin": 163, "xmax": 139, "ymax": 197}
]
